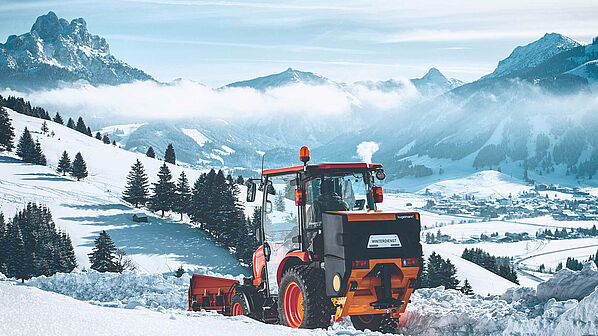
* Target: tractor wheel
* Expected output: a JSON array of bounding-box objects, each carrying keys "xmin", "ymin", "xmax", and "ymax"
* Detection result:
[
  {"xmin": 230, "ymin": 292, "xmax": 250, "ymax": 317},
  {"xmin": 278, "ymin": 265, "xmax": 332, "ymax": 329},
  {"xmin": 351, "ymin": 314, "xmax": 398, "ymax": 333}
]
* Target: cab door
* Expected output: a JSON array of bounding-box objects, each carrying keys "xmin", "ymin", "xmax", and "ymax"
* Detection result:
[{"xmin": 262, "ymin": 174, "xmax": 300, "ymax": 295}]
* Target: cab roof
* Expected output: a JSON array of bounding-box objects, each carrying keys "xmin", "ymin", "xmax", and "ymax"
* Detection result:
[{"xmin": 262, "ymin": 162, "xmax": 382, "ymax": 176}]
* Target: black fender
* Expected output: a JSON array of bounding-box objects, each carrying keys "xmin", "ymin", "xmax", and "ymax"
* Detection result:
[{"xmin": 234, "ymin": 285, "xmax": 263, "ymax": 315}]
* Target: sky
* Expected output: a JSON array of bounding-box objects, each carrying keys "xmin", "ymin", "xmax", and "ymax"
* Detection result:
[{"xmin": 1, "ymin": 0, "xmax": 597, "ymax": 87}]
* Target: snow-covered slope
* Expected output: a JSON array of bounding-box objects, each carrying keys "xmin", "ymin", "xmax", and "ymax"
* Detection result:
[
  {"xmin": 1, "ymin": 109, "xmax": 248, "ymax": 275},
  {"xmin": 0, "ymin": 11, "xmax": 153, "ymax": 90},
  {"xmin": 483, "ymin": 33, "xmax": 581, "ymax": 79}
]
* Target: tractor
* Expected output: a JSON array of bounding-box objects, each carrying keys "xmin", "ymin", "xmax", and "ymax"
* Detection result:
[{"xmin": 188, "ymin": 147, "xmax": 422, "ymax": 332}]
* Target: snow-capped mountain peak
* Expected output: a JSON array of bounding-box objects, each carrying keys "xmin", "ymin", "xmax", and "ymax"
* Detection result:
[
  {"xmin": 484, "ymin": 33, "xmax": 581, "ymax": 79},
  {"xmin": 409, "ymin": 67, "xmax": 464, "ymax": 96},
  {"xmin": 0, "ymin": 11, "xmax": 153, "ymax": 90},
  {"xmin": 224, "ymin": 67, "xmax": 329, "ymax": 90}
]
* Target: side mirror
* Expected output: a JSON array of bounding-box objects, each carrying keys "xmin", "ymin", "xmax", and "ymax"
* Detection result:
[
  {"xmin": 246, "ymin": 181, "xmax": 257, "ymax": 202},
  {"xmin": 265, "ymin": 200, "xmax": 273, "ymax": 213}
]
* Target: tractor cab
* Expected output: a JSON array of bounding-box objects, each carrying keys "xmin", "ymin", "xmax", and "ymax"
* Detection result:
[{"xmin": 189, "ymin": 147, "xmax": 422, "ymax": 332}]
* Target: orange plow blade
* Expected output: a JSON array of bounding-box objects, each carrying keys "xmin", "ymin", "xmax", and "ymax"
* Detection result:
[{"xmin": 188, "ymin": 274, "xmax": 239, "ymax": 315}]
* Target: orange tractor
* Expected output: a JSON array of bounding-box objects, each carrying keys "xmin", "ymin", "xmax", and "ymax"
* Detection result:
[{"xmin": 188, "ymin": 147, "xmax": 422, "ymax": 332}]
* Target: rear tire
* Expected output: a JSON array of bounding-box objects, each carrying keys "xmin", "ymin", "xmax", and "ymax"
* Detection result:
[
  {"xmin": 351, "ymin": 314, "xmax": 398, "ymax": 333},
  {"xmin": 278, "ymin": 265, "xmax": 332, "ymax": 329}
]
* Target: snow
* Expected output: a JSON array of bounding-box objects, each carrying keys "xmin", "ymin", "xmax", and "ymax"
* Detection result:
[
  {"xmin": 181, "ymin": 128, "xmax": 210, "ymax": 146},
  {"xmin": 99, "ymin": 123, "xmax": 145, "ymax": 137},
  {"xmin": 1, "ymin": 109, "xmax": 246, "ymax": 275},
  {"xmin": 399, "ymin": 263, "xmax": 598, "ymax": 336},
  {"xmin": 2, "ymin": 263, "xmax": 597, "ymax": 336},
  {"xmin": 421, "ymin": 170, "xmax": 531, "ymax": 199}
]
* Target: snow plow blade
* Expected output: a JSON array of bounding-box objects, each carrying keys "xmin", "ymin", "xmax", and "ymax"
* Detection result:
[{"xmin": 188, "ymin": 274, "xmax": 239, "ymax": 315}]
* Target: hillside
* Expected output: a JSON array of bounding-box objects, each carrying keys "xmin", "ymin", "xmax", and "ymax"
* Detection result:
[{"xmin": 1, "ymin": 108, "xmax": 247, "ymax": 275}]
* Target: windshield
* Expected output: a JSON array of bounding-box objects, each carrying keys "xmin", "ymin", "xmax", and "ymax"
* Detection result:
[{"xmin": 304, "ymin": 173, "xmax": 372, "ymax": 225}]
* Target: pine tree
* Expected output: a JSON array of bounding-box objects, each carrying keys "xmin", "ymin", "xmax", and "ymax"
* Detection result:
[
  {"xmin": 123, "ymin": 159, "xmax": 149, "ymax": 207},
  {"xmin": 149, "ymin": 163, "xmax": 176, "ymax": 217},
  {"xmin": 189, "ymin": 171, "xmax": 214, "ymax": 229},
  {"xmin": 66, "ymin": 118, "xmax": 76, "ymax": 129},
  {"xmin": 95, "ymin": 132, "xmax": 102, "ymax": 140},
  {"xmin": 0, "ymin": 106, "xmax": 15, "ymax": 151},
  {"xmin": 53, "ymin": 112, "xmax": 64, "ymax": 125},
  {"xmin": 460, "ymin": 279, "xmax": 474, "ymax": 295},
  {"xmin": 75, "ymin": 117, "xmax": 87, "ymax": 134},
  {"xmin": 16, "ymin": 128, "xmax": 39, "ymax": 163},
  {"xmin": 0, "ymin": 213, "xmax": 6, "ymax": 274},
  {"xmin": 57, "ymin": 151, "xmax": 71, "ymax": 175},
  {"xmin": 173, "ymin": 171, "xmax": 191, "ymax": 220},
  {"xmin": 236, "ymin": 175, "xmax": 244, "ymax": 185},
  {"xmin": 89, "ymin": 231, "xmax": 118, "ymax": 273},
  {"xmin": 275, "ymin": 194, "xmax": 285, "ymax": 212},
  {"xmin": 164, "ymin": 143, "xmax": 176, "ymax": 164},
  {"xmin": 102, "ymin": 135, "xmax": 110, "ymax": 144},
  {"xmin": 41, "ymin": 121, "xmax": 49, "ymax": 134},
  {"xmin": 146, "ymin": 146, "xmax": 156, "ymax": 158},
  {"xmin": 59, "ymin": 231, "xmax": 77, "ymax": 272},
  {"xmin": 71, "ymin": 152, "xmax": 88, "ymax": 181},
  {"xmin": 112, "ymin": 140, "xmax": 117, "ymax": 146},
  {"xmin": 440, "ymin": 258, "xmax": 459, "ymax": 290},
  {"xmin": 34, "ymin": 140, "xmax": 46, "ymax": 165},
  {"xmin": 8, "ymin": 224, "xmax": 27, "ymax": 281}
]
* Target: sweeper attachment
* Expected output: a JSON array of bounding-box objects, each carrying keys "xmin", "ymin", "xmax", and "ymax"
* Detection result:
[{"xmin": 189, "ymin": 147, "xmax": 422, "ymax": 332}]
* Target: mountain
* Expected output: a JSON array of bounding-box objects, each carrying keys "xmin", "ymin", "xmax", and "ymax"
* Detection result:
[
  {"xmin": 409, "ymin": 68, "xmax": 464, "ymax": 96},
  {"xmin": 483, "ymin": 33, "xmax": 581, "ymax": 79},
  {"xmin": 0, "ymin": 11, "xmax": 153, "ymax": 90},
  {"xmin": 224, "ymin": 67, "xmax": 329, "ymax": 90}
]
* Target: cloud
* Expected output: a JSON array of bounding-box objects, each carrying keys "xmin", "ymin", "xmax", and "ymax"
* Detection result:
[
  {"xmin": 2, "ymin": 79, "xmax": 418, "ymax": 122},
  {"xmin": 356, "ymin": 141, "xmax": 379, "ymax": 164}
]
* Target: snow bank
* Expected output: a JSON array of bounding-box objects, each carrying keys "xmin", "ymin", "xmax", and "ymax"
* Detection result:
[
  {"xmin": 399, "ymin": 263, "xmax": 598, "ymax": 336},
  {"xmin": 26, "ymin": 270, "xmax": 193, "ymax": 310},
  {"xmin": 536, "ymin": 262, "xmax": 598, "ymax": 301}
]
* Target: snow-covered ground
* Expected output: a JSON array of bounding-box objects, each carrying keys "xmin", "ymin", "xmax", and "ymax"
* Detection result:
[
  {"xmin": 2, "ymin": 263, "xmax": 597, "ymax": 336},
  {"xmin": 1, "ymin": 109, "xmax": 247, "ymax": 275}
]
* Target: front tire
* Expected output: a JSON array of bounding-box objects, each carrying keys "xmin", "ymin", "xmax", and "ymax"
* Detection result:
[
  {"xmin": 231, "ymin": 293, "xmax": 250, "ymax": 316},
  {"xmin": 278, "ymin": 265, "xmax": 332, "ymax": 329}
]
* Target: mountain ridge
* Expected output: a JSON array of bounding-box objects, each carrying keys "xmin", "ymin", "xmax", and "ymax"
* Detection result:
[{"xmin": 0, "ymin": 11, "xmax": 153, "ymax": 90}]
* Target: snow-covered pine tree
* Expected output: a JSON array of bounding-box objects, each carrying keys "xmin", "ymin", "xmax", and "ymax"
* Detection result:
[
  {"xmin": 421, "ymin": 252, "xmax": 443, "ymax": 288},
  {"xmin": 41, "ymin": 121, "xmax": 49, "ymax": 134},
  {"xmin": 75, "ymin": 117, "xmax": 87, "ymax": 134},
  {"xmin": 53, "ymin": 112, "xmax": 64, "ymax": 125},
  {"xmin": 164, "ymin": 143, "xmax": 176, "ymax": 164},
  {"xmin": 146, "ymin": 146, "xmax": 156, "ymax": 158},
  {"xmin": 57, "ymin": 151, "xmax": 71, "ymax": 175},
  {"xmin": 95, "ymin": 132, "xmax": 102, "ymax": 140},
  {"xmin": 173, "ymin": 171, "xmax": 191, "ymax": 220},
  {"xmin": 66, "ymin": 117, "xmax": 76, "ymax": 129},
  {"xmin": 86, "ymin": 126, "xmax": 92, "ymax": 137},
  {"xmin": 123, "ymin": 159, "xmax": 150, "ymax": 207},
  {"xmin": 0, "ymin": 106, "xmax": 15, "ymax": 151},
  {"xmin": 102, "ymin": 135, "xmax": 110, "ymax": 144},
  {"xmin": 460, "ymin": 279, "xmax": 474, "ymax": 295},
  {"xmin": 149, "ymin": 163, "xmax": 176, "ymax": 217},
  {"xmin": 34, "ymin": 140, "xmax": 46, "ymax": 165},
  {"xmin": 16, "ymin": 128, "xmax": 38, "ymax": 163},
  {"xmin": 71, "ymin": 152, "xmax": 88, "ymax": 181},
  {"xmin": 89, "ymin": 230, "xmax": 118, "ymax": 273}
]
